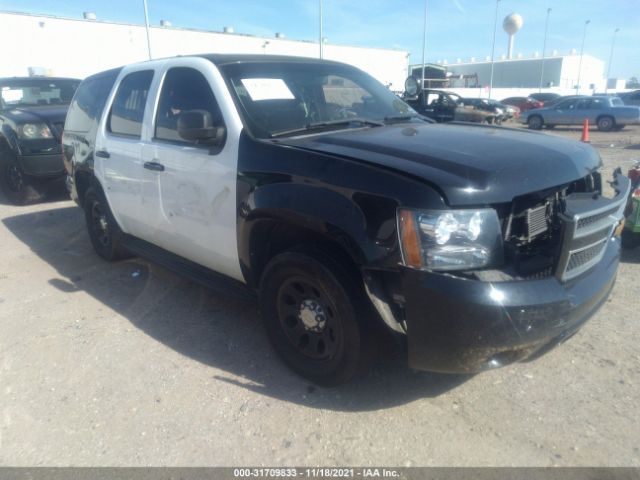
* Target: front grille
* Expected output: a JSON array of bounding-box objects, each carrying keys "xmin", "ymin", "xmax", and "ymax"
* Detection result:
[
  {"xmin": 566, "ymin": 239, "xmax": 608, "ymax": 273},
  {"xmin": 556, "ymin": 175, "xmax": 630, "ymax": 281}
]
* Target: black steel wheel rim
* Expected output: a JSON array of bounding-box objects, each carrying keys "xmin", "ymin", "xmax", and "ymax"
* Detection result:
[
  {"xmin": 5, "ymin": 164, "xmax": 24, "ymax": 192},
  {"xmin": 276, "ymin": 276, "xmax": 342, "ymax": 360},
  {"xmin": 91, "ymin": 202, "xmax": 111, "ymax": 248}
]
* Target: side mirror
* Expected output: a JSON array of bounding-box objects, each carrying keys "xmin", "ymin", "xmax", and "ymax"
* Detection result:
[
  {"xmin": 177, "ymin": 110, "xmax": 225, "ymax": 145},
  {"xmin": 404, "ymin": 76, "xmax": 421, "ymax": 97}
]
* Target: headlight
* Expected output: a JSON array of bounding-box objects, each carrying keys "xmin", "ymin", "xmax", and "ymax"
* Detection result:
[
  {"xmin": 17, "ymin": 123, "xmax": 53, "ymax": 140},
  {"xmin": 397, "ymin": 208, "xmax": 503, "ymax": 271}
]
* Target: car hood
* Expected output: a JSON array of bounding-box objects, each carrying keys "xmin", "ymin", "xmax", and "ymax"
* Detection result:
[
  {"xmin": 1, "ymin": 105, "xmax": 69, "ymax": 125},
  {"xmin": 278, "ymin": 123, "xmax": 602, "ymax": 206}
]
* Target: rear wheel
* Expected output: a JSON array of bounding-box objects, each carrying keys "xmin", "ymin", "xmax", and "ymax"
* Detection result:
[
  {"xmin": 597, "ymin": 116, "xmax": 614, "ymax": 132},
  {"xmin": 527, "ymin": 115, "xmax": 543, "ymax": 130},
  {"xmin": 259, "ymin": 248, "xmax": 374, "ymax": 386},
  {"xmin": 83, "ymin": 187, "xmax": 129, "ymax": 261}
]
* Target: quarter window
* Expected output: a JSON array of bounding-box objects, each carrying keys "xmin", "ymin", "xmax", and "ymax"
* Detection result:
[
  {"xmin": 154, "ymin": 67, "xmax": 223, "ymax": 144},
  {"xmin": 108, "ymin": 70, "xmax": 153, "ymax": 138}
]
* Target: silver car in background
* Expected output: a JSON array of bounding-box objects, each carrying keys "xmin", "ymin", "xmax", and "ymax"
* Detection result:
[{"xmin": 521, "ymin": 95, "xmax": 640, "ymax": 131}]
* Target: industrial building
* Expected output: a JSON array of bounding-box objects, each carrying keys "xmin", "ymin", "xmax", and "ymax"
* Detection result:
[
  {"xmin": 445, "ymin": 55, "xmax": 604, "ymax": 90},
  {"xmin": 0, "ymin": 11, "xmax": 409, "ymax": 90}
]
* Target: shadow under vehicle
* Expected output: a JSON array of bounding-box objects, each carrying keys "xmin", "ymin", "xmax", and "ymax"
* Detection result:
[{"xmin": 0, "ymin": 76, "xmax": 80, "ymax": 204}]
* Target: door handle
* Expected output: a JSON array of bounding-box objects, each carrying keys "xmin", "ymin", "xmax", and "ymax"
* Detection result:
[
  {"xmin": 95, "ymin": 150, "xmax": 110, "ymax": 158},
  {"xmin": 143, "ymin": 161, "xmax": 165, "ymax": 172}
]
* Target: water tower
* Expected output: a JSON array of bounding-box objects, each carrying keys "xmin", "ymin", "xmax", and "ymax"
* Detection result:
[{"xmin": 503, "ymin": 13, "xmax": 524, "ymax": 59}]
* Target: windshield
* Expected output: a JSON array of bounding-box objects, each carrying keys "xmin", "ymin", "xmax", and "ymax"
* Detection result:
[
  {"xmin": 0, "ymin": 78, "xmax": 79, "ymax": 109},
  {"xmin": 218, "ymin": 61, "xmax": 417, "ymax": 138}
]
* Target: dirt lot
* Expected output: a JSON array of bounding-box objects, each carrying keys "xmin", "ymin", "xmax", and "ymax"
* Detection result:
[{"xmin": 1, "ymin": 125, "xmax": 639, "ymax": 467}]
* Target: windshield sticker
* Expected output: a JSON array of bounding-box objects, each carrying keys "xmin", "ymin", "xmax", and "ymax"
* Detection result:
[
  {"xmin": 241, "ymin": 78, "xmax": 295, "ymax": 101},
  {"xmin": 1, "ymin": 89, "xmax": 23, "ymax": 102}
]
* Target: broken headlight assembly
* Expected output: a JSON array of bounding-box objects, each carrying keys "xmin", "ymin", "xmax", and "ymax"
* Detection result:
[{"xmin": 397, "ymin": 208, "xmax": 503, "ymax": 271}]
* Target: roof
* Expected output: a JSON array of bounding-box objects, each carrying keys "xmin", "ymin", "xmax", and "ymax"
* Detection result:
[
  {"xmin": 197, "ymin": 53, "xmax": 345, "ymax": 67},
  {"xmin": 0, "ymin": 76, "xmax": 80, "ymax": 82}
]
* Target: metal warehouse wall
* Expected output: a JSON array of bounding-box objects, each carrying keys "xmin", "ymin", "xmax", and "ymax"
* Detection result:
[
  {"xmin": 434, "ymin": 56, "xmax": 604, "ymax": 92},
  {"xmin": 0, "ymin": 11, "xmax": 409, "ymax": 90}
]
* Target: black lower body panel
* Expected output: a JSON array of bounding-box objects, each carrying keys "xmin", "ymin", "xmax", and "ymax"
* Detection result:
[
  {"xmin": 19, "ymin": 153, "xmax": 65, "ymax": 177},
  {"xmin": 402, "ymin": 237, "xmax": 620, "ymax": 373}
]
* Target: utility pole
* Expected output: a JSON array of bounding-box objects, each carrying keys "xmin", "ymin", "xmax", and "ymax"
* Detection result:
[
  {"xmin": 420, "ymin": 0, "xmax": 428, "ymax": 91},
  {"xmin": 319, "ymin": 0, "xmax": 323, "ymax": 59},
  {"xmin": 576, "ymin": 20, "xmax": 590, "ymax": 94},
  {"xmin": 488, "ymin": 0, "xmax": 500, "ymax": 99},
  {"xmin": 143, "ymin": 0, "xmax": 152, "ymax": 60},
  {"xmin": 538, "ymin": 8, "xmax": 551, "ymax": 92},
  {"xmin": 606, "ymin": 28, "xmax": 620, "ymax": 92}
]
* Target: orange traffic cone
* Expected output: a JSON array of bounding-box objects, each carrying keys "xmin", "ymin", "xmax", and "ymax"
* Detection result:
[{"xmin": 581, "ymin": 119, "xmax": 590, "ymax": 143}]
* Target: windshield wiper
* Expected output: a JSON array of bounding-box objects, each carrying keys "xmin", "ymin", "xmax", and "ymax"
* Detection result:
[
  {"xmin": 270, "ymin": 118, "xmax": 384, "ymax": 138},
  {"xmin": 383, "ymin": 114, "xmax": 434, "ymax": 124}
]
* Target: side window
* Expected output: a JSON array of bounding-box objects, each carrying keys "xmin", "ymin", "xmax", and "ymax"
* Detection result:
[
  {"xmin": 557, "ymin": 99, "xmax": 577, "ymax": 109},
  {"xmin": 576, "ymin": 99, "xmax": 591, "ymax": 110},
  {"xmin": 590, "ymin": 98, "xmax": 604, "ymax": 109},
  {"xmin": 108, "ymin": 70, "xmax": 153, "ymax": 138},
  {"xmin": 154, "ymin": 67, "xmax": 223, "ymax": 144},
  {"xmin": 65, "ymin": 70, "xmax": 119, "ymax": 133}
]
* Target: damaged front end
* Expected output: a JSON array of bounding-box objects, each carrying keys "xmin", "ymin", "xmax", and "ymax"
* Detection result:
[{"xmin": 397, "ymin": 170, "xmax": 630, "ymax": 373}]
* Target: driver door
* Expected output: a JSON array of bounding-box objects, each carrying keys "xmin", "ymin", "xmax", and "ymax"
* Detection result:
[{"xmin": 139, "ymin": 59, "xmax": 243, "ymax": 281}]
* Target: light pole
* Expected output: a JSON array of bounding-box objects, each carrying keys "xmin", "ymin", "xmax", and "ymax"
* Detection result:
[
  {"xmin": 142, "ymin": 0, "xmax": 152, "ymax": 60},
  {"xmin": 319, "ymin": 0, "xmax": 323, "ymax": 59},
  {"xmin": 488, "ymin": 0, "xmax": 500, "ymax": 99},
  {"xmin": 538, "ymin": 8, "xmax": 551, "ymax": 92},
  {"xmin": 420, "ymin": 0, "xmax": 428, "ymax": 90},
  {"xmin": 606, "ymin": 28, "xmax": 620, "ymax": 92},
  {"xmin": 576, "ymin": 19, "xmax": 590, "ymax": 94}
]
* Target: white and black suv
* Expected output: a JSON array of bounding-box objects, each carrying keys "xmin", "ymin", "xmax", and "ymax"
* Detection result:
[{"xmin": 62, "ymin": 54, "xmax": 630, "ymax": 386}]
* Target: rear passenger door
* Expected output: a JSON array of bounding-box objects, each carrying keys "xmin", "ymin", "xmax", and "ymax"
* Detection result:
[
  {"xmin": 97, "ymin": 69, "xmax": 154, "ymax": 236},
  {"xmin": 140, "ymin": 59, "xmax": 243, "ymax": 282}
]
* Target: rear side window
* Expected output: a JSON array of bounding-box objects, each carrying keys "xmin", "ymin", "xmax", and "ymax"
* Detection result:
[
  {"xmin": 65, "ymin": 69, "xmax": 120, "ymax": 133},
  {"xmin": 154, "ymin": 67, "xmax": 224, "ymax": 144},
  {"xmin": 108, "ymin": 70, "xmax": 153, "ymax": 138}
]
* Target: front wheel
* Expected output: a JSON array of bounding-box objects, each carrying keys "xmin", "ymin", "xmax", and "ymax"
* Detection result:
[
  {"xmin": 259, "ymin": 249, "xmax": 374, "ymax": 386},
  {"xmin": 527, "ymin": 115, "xmax": 543, "ymax": 130},
  {"xmin": 0, "ymin": 155, "xmax": 35, "ymax": 205}
]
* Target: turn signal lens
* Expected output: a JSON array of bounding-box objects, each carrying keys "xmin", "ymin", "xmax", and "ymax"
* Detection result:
[{"xmin": 398, "ymin": 209, "xmax": 423, "ymax": 268}]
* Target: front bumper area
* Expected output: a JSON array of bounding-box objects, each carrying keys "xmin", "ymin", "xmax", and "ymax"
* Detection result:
[
  {"xmin": 402, "ymin": 237, "xmax": 620, "ymax": 373},
  {"xmin": 19, "ymin": 153, "xmax": 65, "ymax": 177}
]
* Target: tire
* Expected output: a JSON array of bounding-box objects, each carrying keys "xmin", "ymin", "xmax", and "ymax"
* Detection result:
[
  {"xmin": 527, "ymin": 115, "xmax": 543, "ymax": 130},
  {"xmin": 0, "ymin": 154, "xmax": 35, "ymax": 205},
  {"xmin": 259, "ymin": 248, "xmax": 375, "ymax": 386},
  {"xmin": 597, "ymin": 116, "xmax": 614, "ymax": 132},
  {"xmin": 83, "ymin": 187, "xmax": 129, "ymax": 261}
]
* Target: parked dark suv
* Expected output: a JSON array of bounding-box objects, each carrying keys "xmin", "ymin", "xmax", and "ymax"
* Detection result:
[
  {"xmin": 0, "ymin": 76, "xmax": 80, "ymax": 204},
  {"xmin": 63, "ymin": 55, "xmax": 629, "ymax": 386}
]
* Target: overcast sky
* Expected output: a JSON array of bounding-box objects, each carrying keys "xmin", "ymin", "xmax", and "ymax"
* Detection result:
[{"xmin": 1, "ymin": 0, "xmax": 638, "ymax": 79}]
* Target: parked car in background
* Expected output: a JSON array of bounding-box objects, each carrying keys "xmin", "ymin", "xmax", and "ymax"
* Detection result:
[
  {"xmin": 464, "ymin": 98, "xmax": 518, "ymax": 123},
  {"xmin": 0, "ymin": 76, "xmax": 80, "ymax": 204},
  {"xmin": 63, "ymin": 54, "xmax": 629, "ymax": 385},
  {"xmin": 403, "ymin": 87, "xmax": 499, "ymax": 124},
  {"xmin": 619, "ymin": 90, "xmax": 640, "ymax": 106},
  {"xmin": 501, "ymin": 96, "xmax": 544, "ymax": 112},
  {"xmin": 522, "ymin": 95, "xmax": 640, "ymax": 131},
  {"xmin": 529, "ymin": 92, "xmax": 562, "ymax": 105}
]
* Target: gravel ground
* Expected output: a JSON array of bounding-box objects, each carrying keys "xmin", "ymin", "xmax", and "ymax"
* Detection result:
[{"xmin": 0, "ymin": 124, "xmax": 639, "ymax": 467}]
